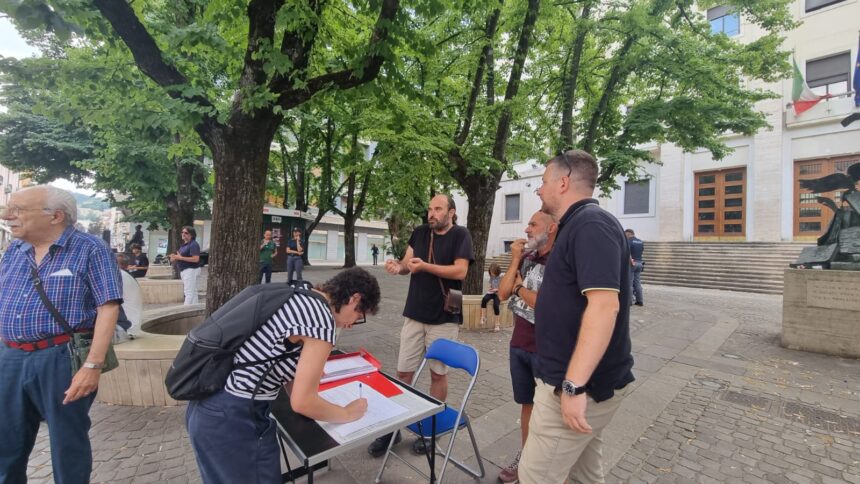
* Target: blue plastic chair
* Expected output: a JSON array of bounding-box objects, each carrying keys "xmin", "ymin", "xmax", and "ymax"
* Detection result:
[{"xmin": 375, "ymin": 338, "xmax": 485, "ymax": 483}]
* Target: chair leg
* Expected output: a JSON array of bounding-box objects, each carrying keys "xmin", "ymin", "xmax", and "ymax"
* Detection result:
[
  {"xmin": 430, "ymin": 422, "xmax": 485, "ymax": 482},
  {"xmin": 374, "ymin": 431, "xmax": 400, "ymax": 483},
  {"xmin": 465, "ymin": 419, "xmax": 486, "ymax": 477}
]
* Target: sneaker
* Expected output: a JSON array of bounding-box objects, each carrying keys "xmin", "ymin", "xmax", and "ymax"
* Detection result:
[
  {"xmin": 498, "ymin": 450, "xmax": 521, "ymax": 483},
  {"xmin": 411, "ymin": 436, "xmax": 433, "ymax": 455},
  {"xmin": 368, "ymin": 432, "xmax": 401, "ymax": 458},
  {"xmin": 634, "ymin": 302, "xmax": 644, "ymax": 306}
]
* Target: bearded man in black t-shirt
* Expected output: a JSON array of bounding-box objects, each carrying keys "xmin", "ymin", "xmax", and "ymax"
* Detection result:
[{"xmin": 367, "ymin": 194, "xmax": 474, "ymax": 457}]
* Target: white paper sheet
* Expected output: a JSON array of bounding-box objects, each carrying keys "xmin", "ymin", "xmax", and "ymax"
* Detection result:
[
  {"xmin": 318, "ymin": 381, "xmax": 408, "ymax": 439},
  {"xmin": 321, "ymin": 356, "xmax": 377, "ymax": 383}
]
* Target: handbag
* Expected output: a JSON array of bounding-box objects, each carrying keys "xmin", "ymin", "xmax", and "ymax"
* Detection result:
[
  {"xmin": 429, "ymin": 232, "xmax": 463, "ymax": 315},
  {"xmin": 29, "ymin": 264, "xmax": 119, "ymax": 374}
]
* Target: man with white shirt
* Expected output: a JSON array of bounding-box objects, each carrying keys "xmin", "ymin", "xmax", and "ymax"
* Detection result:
[
  {"xmin": 0, "ymin": 185, "xmax": 122, "ymax": 483},
  {"xmin": 115, "ymin": 253, "xmax": 143, "ymax": 340}
]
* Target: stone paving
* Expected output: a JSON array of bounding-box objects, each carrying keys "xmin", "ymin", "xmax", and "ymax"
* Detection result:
[{"xmin": 25, "ymin": 265, "xmax": 860, "ymax": 483}]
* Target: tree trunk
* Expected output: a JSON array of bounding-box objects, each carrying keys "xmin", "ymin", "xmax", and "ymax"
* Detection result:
[
  {"xmin": 206, "ymin": 121, "xmax": 277, "ymax": 312},
  {"xmin": 462, "ymin": 179, "xmax": 497, "ymax": 295}
]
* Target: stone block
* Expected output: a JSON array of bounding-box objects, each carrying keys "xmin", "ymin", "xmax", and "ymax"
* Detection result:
[{"xmin": 782, "ymin": 269, "xmax": 860, "ymax": 358}]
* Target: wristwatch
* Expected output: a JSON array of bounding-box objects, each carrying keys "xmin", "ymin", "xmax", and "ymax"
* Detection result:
[
  {"xmin": 83, "ymin": 361, "xmax": 105, "ymax": 370},
  {"xmin": 561, "ymin": 379, "xmax": 587, "ymax": 397},
  {"xmin": 514, "ymin": 284, "xmax": 524, "ymax": 298}
]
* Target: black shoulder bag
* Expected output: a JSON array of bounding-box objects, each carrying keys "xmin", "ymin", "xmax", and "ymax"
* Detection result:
[{"xmin": 30, "ymin": 264, "xmax": 119, "ymax": 374}]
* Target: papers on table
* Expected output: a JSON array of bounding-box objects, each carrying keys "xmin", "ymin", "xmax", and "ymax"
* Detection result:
[
  {"xmin": 321, "ymin": 355, "xmax": 377, "ymax": 383},
  {"xmin": 318, "ymin": 381, "xmax": 408, "ymax": 441}
]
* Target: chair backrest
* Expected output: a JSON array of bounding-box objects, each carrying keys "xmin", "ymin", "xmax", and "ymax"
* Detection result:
[{"xmin": 425, "ymin": 339, "xmax": 479, "ymax": 376}]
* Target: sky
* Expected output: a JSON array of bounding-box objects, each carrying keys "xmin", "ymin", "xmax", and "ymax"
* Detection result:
[
  {"xmin": 0, "ymin": 17, "xmax": 37, "ymax": 59},
  {"xmin": 1, "ymin": 18, "xmax": 95, "ymax": 195}
]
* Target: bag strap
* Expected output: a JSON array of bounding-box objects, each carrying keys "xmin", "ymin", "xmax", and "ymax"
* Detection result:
[
  {"xmin": 428, "ymin": 232, "xmax": 448, "ymax": 298},
  {"xmin": 29, "ymin": 263, "xmax": 75, "ymax": 336}
]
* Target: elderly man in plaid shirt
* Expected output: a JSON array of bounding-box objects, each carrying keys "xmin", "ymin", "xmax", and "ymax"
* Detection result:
[{"xmin": 0, "ymin": 185, "xmax": 122, "ymax": 483}]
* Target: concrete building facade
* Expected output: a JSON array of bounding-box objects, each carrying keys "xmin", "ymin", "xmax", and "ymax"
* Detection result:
[{"xmin": 464, "ymin": 0, "xmax": 860, "ymax": 258}]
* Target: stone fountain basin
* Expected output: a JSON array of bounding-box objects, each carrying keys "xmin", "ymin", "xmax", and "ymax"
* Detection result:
[{"xmin": 96, "ymin": 305, "xmax": 205, "ymax": 407}]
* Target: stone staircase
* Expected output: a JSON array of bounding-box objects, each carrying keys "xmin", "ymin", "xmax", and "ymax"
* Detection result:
[
  {"xmin": 641, "ymin": 242, "xmax": 806, "ymax": 295},
  {"xmin": 486, "ymin": 241, "xmax": 808, "ymax": 295}
]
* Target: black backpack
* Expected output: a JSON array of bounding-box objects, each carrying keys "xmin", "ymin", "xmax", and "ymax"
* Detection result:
[{"xmin": 165, "ymin": 284, "xmax": 325, "ymax": 400}]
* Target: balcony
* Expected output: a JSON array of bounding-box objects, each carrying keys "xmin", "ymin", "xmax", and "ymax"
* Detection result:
[{"xmin": 785, "ymin": 91, "xmax": 857, "ymax": 128}]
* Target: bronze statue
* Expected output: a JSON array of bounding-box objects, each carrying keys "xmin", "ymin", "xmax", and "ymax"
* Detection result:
[{"xmin": 794, "ymin": 162, "xmax": 860, "ymax": 270}]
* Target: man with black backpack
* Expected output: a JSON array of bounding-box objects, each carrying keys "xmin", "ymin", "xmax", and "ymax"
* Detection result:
[{"xmin": 177, "ymin": 268, "xmax": 381, "ymax": 484}]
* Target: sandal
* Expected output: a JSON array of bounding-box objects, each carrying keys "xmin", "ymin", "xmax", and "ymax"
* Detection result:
[{"xmin": 493, "ymin": 323, "xmax": 500, "ymax": 332}]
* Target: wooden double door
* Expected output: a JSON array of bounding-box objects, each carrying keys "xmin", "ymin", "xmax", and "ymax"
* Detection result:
[
  {"xmin": 793, "ymin": 155, "xmax": 860, "ymax": 239},
  {"xmin": 694, "ymin": 167, "xmax": 746, "ymax": 238}
]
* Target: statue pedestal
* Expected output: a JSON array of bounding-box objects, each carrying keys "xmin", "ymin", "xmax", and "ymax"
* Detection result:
[{"xmin": 782, "ymin": 269, "xmax": 860, "ymax": 358}]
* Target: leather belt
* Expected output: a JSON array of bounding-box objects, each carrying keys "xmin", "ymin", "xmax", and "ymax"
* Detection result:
[{"xmin": 4, "ymin": 330, "xmax": 91, "ymax": 352}]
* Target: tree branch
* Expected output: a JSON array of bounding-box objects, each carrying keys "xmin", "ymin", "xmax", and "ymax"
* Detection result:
[
  {"xmin": 269, "ymin": 0, "xmax": 325, "ymax": 94},
  {"xmin": 237, "ymin": 0, "xmax": 285, "ymax": 95},
  {"xmin": 491, "ymin": 0, "xmax": 540, "ymax": 162},
  {"xmin": 275, "ymin": 0, "xmax": 400, "ymax": 110},
  {"xmin": 454, "ymin": 5, "xmax": 501, "ymax": 147},
  {"xmin": 91, "ymin": 0, "xmax": 219, "ymax": 142}
]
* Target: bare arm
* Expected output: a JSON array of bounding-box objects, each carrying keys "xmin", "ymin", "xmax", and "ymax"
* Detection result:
[
  {"xmin": 64, "ymin": 301, "xmax": 120, "ymax": 404},
  {"xmin": 561, "ymin": 290, "xmax": 620, "ymax": 433},
  {"xmin": 409, "ymin": 257, "xmax": 468, "ymax": 280},
  {"xmin": 289, "ymin": 337, "xmax": 367, "ymax": 423}
]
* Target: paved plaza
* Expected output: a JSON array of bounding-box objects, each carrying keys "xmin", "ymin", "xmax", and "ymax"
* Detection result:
[{"xmin": 26, "ymin": 265, "xmax": 860, "ymax": 483}]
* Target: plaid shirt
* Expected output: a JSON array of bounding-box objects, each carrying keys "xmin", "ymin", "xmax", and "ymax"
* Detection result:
[{"xmin": 0, "ymin": 225, "xmax": 122, "ymax": 343}]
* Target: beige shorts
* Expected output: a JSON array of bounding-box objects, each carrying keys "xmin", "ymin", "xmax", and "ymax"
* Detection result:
[{"xmin": 397, "ymin": 317, "xmax": 460, "ymax": 375}]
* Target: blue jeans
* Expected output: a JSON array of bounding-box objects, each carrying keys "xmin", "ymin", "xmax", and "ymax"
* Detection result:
[
  {"xmin": 259, "ymin": 262, "xmax": 272, "ymax": 284},
  {"xmin": 287, "ymin": 256, "xmax": 303, "ymax": 283},
  {"xmin": 186, "ymin": 390, "xmax": 280, "ymax": 484},
  {"xmin": 0, "ymin": 343, "xmax": 96, "ymax": 484},
  {"xmin": 631, "ymin": 261, "xmax": 644, "ymax": 304}
]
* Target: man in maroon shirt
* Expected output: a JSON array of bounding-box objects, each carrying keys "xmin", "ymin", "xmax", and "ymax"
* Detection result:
[{"xmin": 496, "ymin": 210, "xmax": 558, "ymax": 483}]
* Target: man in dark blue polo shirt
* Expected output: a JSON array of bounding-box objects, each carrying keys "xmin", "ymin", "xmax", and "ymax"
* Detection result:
[{"xmin": 519, "ymin": 150, "xmax": 634, "ymax": 484}]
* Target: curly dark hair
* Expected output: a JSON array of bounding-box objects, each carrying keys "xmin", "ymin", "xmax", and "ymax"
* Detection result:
[{"xmin": 317, "ymin": 267, "xmax": 381, "ymax": 315}]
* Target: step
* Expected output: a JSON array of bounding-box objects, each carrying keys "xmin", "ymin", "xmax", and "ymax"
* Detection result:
[{"xmin": 646, "ymin": 280, "xmax": 783, "ymax": 295}]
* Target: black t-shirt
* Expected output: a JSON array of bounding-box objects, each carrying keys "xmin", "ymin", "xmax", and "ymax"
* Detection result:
[
  {"xmin": 286, "ymin": 238, "xmax": 304, "ymax": 257},
  {"xmin": 130, "ymin": 253, "xmax": 149, "ymax": 278},
  {"xmin": 534, "ymin": 198, "xmax": 635, "ymax": 402},
  {"xmin": 403, "ymin": 224, "xmax": 474, "ymax": 325}
]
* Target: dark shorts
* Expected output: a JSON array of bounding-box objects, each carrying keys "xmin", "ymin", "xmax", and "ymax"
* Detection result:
[{"xmin": 510, "ymin": 346, "xmax": 540, "ymax": 404}]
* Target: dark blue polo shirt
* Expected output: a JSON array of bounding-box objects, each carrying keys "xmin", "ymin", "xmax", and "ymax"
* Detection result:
[
  {"xmin": 629, "ymin": 236, "xmax": 644, "ymax": 261},
  {"xmin": 534, "ymin": 198, "xmax": 635, "ymax": 402}
]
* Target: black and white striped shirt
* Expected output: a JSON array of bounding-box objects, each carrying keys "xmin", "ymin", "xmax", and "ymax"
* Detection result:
[{"xmin": 224, "ymin": 292, "xmax": 336, "ymax": 400}]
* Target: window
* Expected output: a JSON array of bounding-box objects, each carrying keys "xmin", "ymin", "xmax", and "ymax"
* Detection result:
[
  {"xmin": 805, "ymin": 0, "xmax": 846, "ymax": 13},
  {"xmin": 807, "ymin": 52, "xmax": 851, "ymax": 96},
  {"xmin": 503, "ymin": 240, "xmax": 513, "ymax": 253},
  {"xmin": 708, "ymin": 6, "xmax": 739, "ymax": 36},
  {"xmin": 504, "ymin": 194, "xmax": 520, "ymax": 221},
  {"xmin": 623, "ymin": 180, "xmax": 650, "ymax": 215}
]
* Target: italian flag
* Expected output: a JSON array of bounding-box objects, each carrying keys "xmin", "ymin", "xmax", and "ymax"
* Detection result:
[{"xmin": 792, "ymin": 57, "xmax": 827, "ymax": 116}]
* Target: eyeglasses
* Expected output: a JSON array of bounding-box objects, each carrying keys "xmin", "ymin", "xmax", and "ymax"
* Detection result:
[
  {"xmin": 0, "ymin": 205, "xmax": 52, "ymax": 217},
  {"xmin": 354, "ymin": 311, "xmax": 367, "ymax": 325}
]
